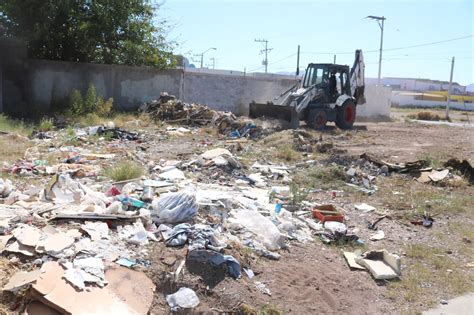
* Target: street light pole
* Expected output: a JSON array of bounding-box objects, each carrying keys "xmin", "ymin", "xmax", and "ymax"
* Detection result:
[
  {"xmin": 367, "ymin": 15, "xmax": 386, "ymax": 86},
  {"xmin": 200, "ymin": 47, "xmax": 216, "ymax": 68}
]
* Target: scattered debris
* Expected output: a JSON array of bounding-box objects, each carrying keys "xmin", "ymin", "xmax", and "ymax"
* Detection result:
[
  {"xmin": 2, "ymin": 269, "xmax": 43, "ymax": 291},
  {"xmin": 370, "ymin": 230, "xmax": 385, "ymax": 241},
  {"xmin": 343, "ymin": 251, "xmax": 366, "ymax": 270},
  {"xmin": 312, "ymin": 204, "xmax": 344, "ymax": 223},
  {"xmin": 255, "ymin": 281, "xmax": 272, "ymax": 296},
  {"xmin": 355, "ymin": 203, "xmax": 376, "ymax": 213},
  {"xmin": 166, "ymin": 287, "xmax": 200, "ymax": 311},
  {"xmin": 354, "ymin": 249, "xmax": 401, "ymax": 280},
  {"xmin": 444, "ymin": 158, "xmax": 474, "ymax": 184}
]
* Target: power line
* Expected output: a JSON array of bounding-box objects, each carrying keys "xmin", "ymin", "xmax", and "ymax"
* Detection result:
[{"xmin": 301, "ymin": 34, "xmax": 473, "ymax": 55}]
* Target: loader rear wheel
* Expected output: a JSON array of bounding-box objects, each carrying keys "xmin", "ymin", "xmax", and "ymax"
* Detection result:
[
  {"xmin": 308, "ymin": 109, "xmax": 327, "ymax": 130},
  {"xmin": 336, "ymin": 100, "xmax": 356, "ymax": 129}
]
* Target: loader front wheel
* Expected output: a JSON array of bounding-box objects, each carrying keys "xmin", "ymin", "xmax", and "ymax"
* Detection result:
[
  {"xmin": 336, "ymin": 100, "xmax": 356, "ymax": 129},
  {"xmin": 308, "ymin": 109, "xmax": 327, "ymax": 130}
]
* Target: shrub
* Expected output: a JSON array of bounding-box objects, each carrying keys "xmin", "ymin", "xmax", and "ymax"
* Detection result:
[
  {"xmin": 38, "ymin": 117, "xmax": 54, "ymax": 131},
  {"xmin": 96, "ymin": 96, "xmax": 113, "ymax": 116},
  {"xmin": 105, "ymin": 161, "xmax": 144, "ymax": 181},
  {"xmin": 407, "ymin": 111, "xmax": 442, "ymax": 121},
  {"xmin": 69, "ymin": 89, "xmax": 84, "ymax": 115},
  {"xmin": 84, "ymin": 84, "xmax": 97, "ymax": 113},
  {"xmin": 67, "ymin": 85, "xmax": 113, "ymax": 117}
]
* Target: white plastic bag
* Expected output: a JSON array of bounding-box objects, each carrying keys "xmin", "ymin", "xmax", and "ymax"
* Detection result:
[
  {"xmin": 151, "ymin": 186, "xmax": 198, "ymax": 224},
  {"xmin": 231, "ymin": 209, "xmax": 285, "ymax": 251},
  {"xmin": 166, "ymin": 287, "xmax": 199, "ymax": 310}
]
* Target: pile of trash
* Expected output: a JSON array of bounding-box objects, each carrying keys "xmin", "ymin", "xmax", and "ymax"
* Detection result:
[
  {"xmin": 141, "ymin": 92, "xmax": 217, "ymax": 124},
  {"xmin": 141, "ymin": 92, "xmax": 264, "ymax": 139},
  {"xmin": 0, "ymin": 142, "xmax": 329, "ymax": 313}
]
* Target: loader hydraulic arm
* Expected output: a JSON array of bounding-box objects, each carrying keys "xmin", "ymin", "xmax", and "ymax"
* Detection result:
[{"xmin": 350, "ymin": 50, "xmax": 366, "ymax": 104}]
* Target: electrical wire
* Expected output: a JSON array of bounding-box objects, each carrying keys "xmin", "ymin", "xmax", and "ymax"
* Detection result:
[{"xmin": 301, "ymin": 34, "xmax": 473, "ymax": 55}]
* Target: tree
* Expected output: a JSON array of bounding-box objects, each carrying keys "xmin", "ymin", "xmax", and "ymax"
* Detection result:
[{"xmin": 0, "ymin": 0, "xmax": 175, "ymax": 68}]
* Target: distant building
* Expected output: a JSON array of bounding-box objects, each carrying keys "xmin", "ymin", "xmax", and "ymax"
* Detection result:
[{"xmin": 366, "ymin": 77, "xmax": 466, "ymax": 94}]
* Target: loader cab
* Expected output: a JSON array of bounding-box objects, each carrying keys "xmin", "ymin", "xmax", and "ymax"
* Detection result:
[{"xmin": 303, "ymin": 63, "xmax": 351, "ymax": 102}]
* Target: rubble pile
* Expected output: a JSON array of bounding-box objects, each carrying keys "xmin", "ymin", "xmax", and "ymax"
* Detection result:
[
  {"xmin": 142, "ymin": 92, "xmax": 264, "ymax": 139},
  {"xmin": 142, "ymin": 93, "xmax": 216, "ymax": 124}
]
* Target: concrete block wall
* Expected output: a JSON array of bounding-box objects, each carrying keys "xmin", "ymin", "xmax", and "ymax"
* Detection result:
[
  {"xmin": 357, "ymin": 85, "xmax": 392, "ymax": 119},
  {"xmin": 27, "ymin": 60, "xmax": 181, "ymax": 112},
  {"xmin": 1, "ymin": 54, "xmax": 391, "ymax": 119},
  {"xmin": 183, "ymin": 72, "xmax": 297, "ymax": 114}
]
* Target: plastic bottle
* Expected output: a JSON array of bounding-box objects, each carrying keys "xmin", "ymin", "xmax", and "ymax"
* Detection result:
[
  {"xmin": 117, "ymin": 195, "xmax": 146, "ymax": 209},
  {"xmin": 142, "ymin": 186, "xmax": 154, "ymax": 203},
  {"xmin": 274, "ymin": 202, "xmax": 282, "ymax": 215}
]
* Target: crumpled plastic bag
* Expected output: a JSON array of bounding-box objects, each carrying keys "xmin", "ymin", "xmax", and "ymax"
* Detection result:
[
  {"xmin": 166, "ymin": 287, "xmax": 199, "ymax": 311},
  {"xmin": 151, "ymin": 186, "xmax": 198, "ymax": 224},
  {"xmin": 0, "ymin": 178, "xmax": 14, "ymax": 198},
  {"xmin": 230, "ymin": 209, "xmax": 286, "ymax": 251}
]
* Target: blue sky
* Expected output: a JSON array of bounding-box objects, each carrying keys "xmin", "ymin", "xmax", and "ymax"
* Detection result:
[{"xmin": 160, "ymin": 0, "xmax": 473, "ymax": 85}]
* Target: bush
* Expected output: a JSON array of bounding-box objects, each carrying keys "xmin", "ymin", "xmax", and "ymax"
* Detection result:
[
  {"xmin": 96, "ymin": 96, "xmax": 113, "ymax": 116},
  {"xmin": 407, "ymin": 111, "xmax": 443, "ymax": 121},
  {"xmin": 69, "ymin": 89, "xmax": 84, "ymax": 115},
  {"xmin": 105, "ymin": 161, "xmax": 144, "ymax": 181},
  {"xmin": 38, "ymin": 117, "xmax": 54, "ymax": 131},
  {"xmin": 84, "ymin": 84, "xmax": 97, "ymax": 113},
  {"xmin": 67, "ymin": 84, "xmax": 113, "ymax": 117}
]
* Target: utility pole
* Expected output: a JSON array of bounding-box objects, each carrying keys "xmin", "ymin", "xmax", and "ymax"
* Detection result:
[
  {"xmin": 209, "ymin": 57, "xmax": 216, "ymax": 69},
  {"xmin": 255, "ymin": 39, "xmax": 272, "ymax": 73},
  {"xmin": 333, "ymin": 54, "xmax": 336, "ymax": 64},
  {"xmin": 367, "ymin": 15, "xmax": 386, "ymax": 85},
  {"xmin": 198, "ymin": 47, "xmax": 216, "ymax": 68},
  {"xmin": 446, "ymin": 56, "xmax": 455, "ymax": 120},
  {"xmin": 296, "ymin": 45, "xmax": 300, "ymax": 76}
]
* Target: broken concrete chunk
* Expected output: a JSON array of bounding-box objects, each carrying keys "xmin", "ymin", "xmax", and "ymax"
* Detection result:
[
  {"xmin": 0, "ymin": 235, "xmax": 13, "ymax": 253},
  {"xmin": 354, "ymin": 203, "xmax": 376, "ymax": 212},
  {"xmin": 370, "ymin": 230, "xmax": 385, "ymax": 241},
  {"xmin": 343, "ymin": 251, "xmax": 366, "ymax": 270},
  {"xmin": 5, "ymin": 240, "xmax": 36, "ymax": 256},
  {"xmin": 12, "ymin": 224, "xmax": 42, "ymax": 247},
  {"xmin": 81, "ymin": 222, "xmax": 109, "ymax": 241},
  {"xmin": 355, "ymin": 249, "xmax": 401, "ymax": 280},
  {"xmin": 428, "ymin": 169, "xmax": 449, "ymax": 182},
  {"xmin": 158, "ymin": 168, "xmax": 185, "ymax": 181},
  {"xmin": 3, "ymin": 269, "xmax": 43, "ymax": 291},
  {"xmin": 200, "ymin": 148, "xmax": 233, "ymax": 160},
  {"xmin": 36, "ymin": 232, "xmax": 75, "ymax": 255}
]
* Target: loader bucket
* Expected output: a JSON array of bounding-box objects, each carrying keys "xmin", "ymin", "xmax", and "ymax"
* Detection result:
[{"xmin": 249, "ymin": 102, "xmax": 299, "ymax": 129}]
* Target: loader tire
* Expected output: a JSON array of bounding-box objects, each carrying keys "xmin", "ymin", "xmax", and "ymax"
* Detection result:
[
  {"xmin": 336, "ymin": 100, "xmax": 356, "ymax": 129},
  {"xmin": 307, "ymin": 109, "xmax": 327, "ymax": 130}
]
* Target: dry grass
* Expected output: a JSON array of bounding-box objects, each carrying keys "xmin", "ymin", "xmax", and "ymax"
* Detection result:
[
  {"xmin": 372, "ymin": 175, "xmax": 472, "ymax": 219},
  {"xmin": 387, "ymin": 244, "xmax": 474, "ymax": 309},
  {"xmin": 0, "ymin": 135, "xmax": 30, "ymax": 164},
  {"xmin": 0, "ymin": 114, "xmax": 33, "ymax": 136},
  {"xmin": 275, "ymin": 145, "xmax": 300, "ymax": 162},
  {"xmin": 104, "ymin": 161, "xmax": 144, "ymax": 181},
  {"xmin": 407, "ymin": 111, "xmax": 444, "ymax": 121},
  {"xmin": 293, "ymin": 165, "xmax": 348, "ymax": 190}
]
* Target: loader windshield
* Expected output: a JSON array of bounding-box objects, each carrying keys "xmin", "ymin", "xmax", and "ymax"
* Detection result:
[{"xmin": 303, "ymin": 65, "xmax": 328, "ymax": 88}]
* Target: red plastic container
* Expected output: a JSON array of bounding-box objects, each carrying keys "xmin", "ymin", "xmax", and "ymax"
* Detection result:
[{"xmin": 312, "ymin": 204, "xmax": 344, "ymax": 223}]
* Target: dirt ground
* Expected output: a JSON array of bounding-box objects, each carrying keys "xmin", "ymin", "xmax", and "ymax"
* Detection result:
[
  {"xmin": 142, "ymin": 117, "xmax": 473, "ymax": 314},
  {"xmin": 0, "ymin": 110, "xmax": 473, "ymax": 314}
]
